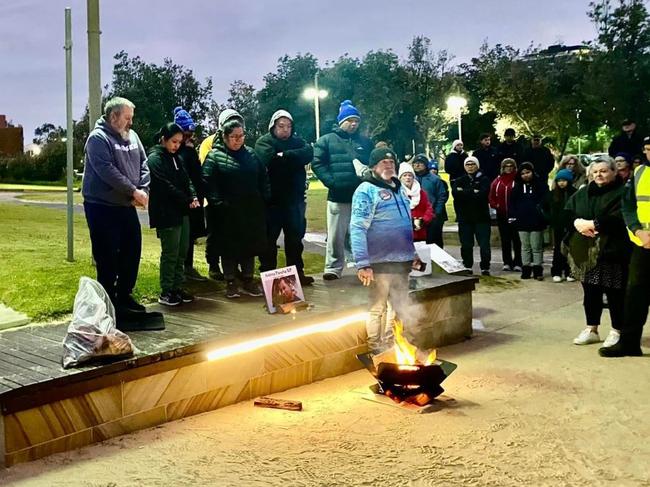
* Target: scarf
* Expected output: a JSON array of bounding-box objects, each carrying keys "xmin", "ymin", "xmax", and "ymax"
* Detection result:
[{"xmin": 402, "ymin": 180, "xmax": 421, "ymax": 209}]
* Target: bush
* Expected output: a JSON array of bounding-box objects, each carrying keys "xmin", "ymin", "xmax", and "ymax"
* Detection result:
[{"xmin": 0, "ymin": 142, "xmax": 83, "ymax": 182}]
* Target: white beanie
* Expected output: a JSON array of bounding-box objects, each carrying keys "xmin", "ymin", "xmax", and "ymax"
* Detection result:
[
  {"xmin": 398, "ymin": 162, "xmax": 415, "ymax": 179},
  {"xmin": 464, "ymin": 155, "xmax": 480, "ymax": 168},
  {"xmin": 218, "ymin": 108, "xmax": 243, "ymax": 131},
  {"xmin": 268, "ymin": 109, "xmax": 293, "ymax": 130},
  {"xmin": 452, "ymin": 139, "xmax": 463, "ymax": 151}
]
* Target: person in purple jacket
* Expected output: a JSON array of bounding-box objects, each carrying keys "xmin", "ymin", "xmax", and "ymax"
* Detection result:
[{"xmin": 82, "ymin": 97, "xmax": 150, "ymax": 314}]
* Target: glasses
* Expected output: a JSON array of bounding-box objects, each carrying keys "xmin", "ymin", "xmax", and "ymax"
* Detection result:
[
  {"xmin": 465, "ymin": 162, "xmax": 477, "ymax": 166},
  {"xmin": 227, "ymin": 134, "xmax": 245, "ymax": 141}
]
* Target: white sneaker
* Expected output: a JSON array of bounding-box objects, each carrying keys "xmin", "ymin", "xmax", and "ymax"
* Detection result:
[
  {"xmin": 566, "ymin": 276, "xmax": 576, "ymax": 282},
  {"xmin": 513, "ymin": 266, "xmax": 522, "ymax": 272},
  {"xmin": 552, "ymin": 275, "xmax": 563, "ymax": 283},
  {"xmin": 603, "ymin": 330, "xmax": 620, "ymax": 348},
  {"xmin": 573, "ymin": 328, "xmax": 601, "ymax": 345}
]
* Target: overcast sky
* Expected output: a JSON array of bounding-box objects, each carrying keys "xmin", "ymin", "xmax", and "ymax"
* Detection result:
[{"xmin": 0, "ymin": 0, "xmax": 597, "ymax": 142}]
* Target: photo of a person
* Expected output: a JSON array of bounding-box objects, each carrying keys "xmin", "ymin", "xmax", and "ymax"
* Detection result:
[{"xmin": 271, "ymin": 276, "xmax": 301, "ymax": 309}]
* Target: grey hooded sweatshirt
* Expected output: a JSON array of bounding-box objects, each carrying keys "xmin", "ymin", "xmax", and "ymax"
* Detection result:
[{"xmin": 82, "ymin": 117, "xmax": 150, "ymax": 207}]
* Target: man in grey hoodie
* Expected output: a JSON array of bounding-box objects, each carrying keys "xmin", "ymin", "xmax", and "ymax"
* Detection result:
[{"xmin": 82, "ymin": 97, "xmax": 150, "ymax": 313}]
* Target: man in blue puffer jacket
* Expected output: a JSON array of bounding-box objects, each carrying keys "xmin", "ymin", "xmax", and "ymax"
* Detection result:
[{"xmin": 350, "ymin": 147, "xmax": 418, "ymax": 355}]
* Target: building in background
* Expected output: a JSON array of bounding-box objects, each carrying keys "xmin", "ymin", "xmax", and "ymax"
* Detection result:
[{"xmin": 0, "ymin": 114, "xmax": 24, "ymax": 156}]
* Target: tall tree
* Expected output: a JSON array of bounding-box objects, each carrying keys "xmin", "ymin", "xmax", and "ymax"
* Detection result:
[{"xmin": 108, "ymin": 51, "xmax": 213, "ymax": 147}]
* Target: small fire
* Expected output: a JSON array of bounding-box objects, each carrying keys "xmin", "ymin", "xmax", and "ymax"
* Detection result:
[{"xmin": 394, "ymin": 320, "xmax": 436, "ymax": 365}]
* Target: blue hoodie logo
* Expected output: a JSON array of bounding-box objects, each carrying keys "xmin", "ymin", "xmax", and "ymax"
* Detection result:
[{"xmin": 379, "ymin": 190, "xmax": 392, "ymax": 201}]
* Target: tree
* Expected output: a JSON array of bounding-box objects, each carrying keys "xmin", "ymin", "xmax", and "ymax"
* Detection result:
[
  {"xmin": 108, "ymin": 51, "xmax": 213, "ymax": 147},
  {"xmin": 586, "ymin": 0, "xmax": 650, "ymax": 128}
]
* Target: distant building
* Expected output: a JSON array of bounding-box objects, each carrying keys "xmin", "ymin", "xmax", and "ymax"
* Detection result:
[{"xmin": 0, "ymin": 114, "xmax": 24, "ymax": 156}]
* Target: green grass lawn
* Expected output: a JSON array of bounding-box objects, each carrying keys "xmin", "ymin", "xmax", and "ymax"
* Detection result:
[{"xmin": 0, "ymin": 203, "xmax": 324, "ymax": 322}]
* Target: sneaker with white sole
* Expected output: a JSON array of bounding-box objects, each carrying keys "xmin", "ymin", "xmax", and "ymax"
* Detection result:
[
  {"xmin": 158, "ymin": 292, "xmax": 181, "ymax": 306},
  {"xmin": 602, "ymin": 330, "xmax": 620, "ymax": 348},
  {"xmin": 566, "ymin": 276, "xmax": 576, "ymax": 282},
  {"xmin": 552, "ymin": 275, "xmax": 563, "ymax": 283},
  {"xmin": 502, "ymin": 265, "xmax": 513, "ymax": 271},
  {"xmin": 573, "ymin": 328, "xmax": 601, "ymax": 345},
  {"xmin": 513, "ymin": 266, "xmax": 522, "ymax": 272},
  {"xmin": 241, "ymin": 280, "xmax": 264, "ymax": 297}
]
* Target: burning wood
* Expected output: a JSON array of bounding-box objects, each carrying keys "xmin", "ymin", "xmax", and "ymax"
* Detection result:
[{"xmin": 359, "ymin": 320, "xmax": 456, "ymax": 407}]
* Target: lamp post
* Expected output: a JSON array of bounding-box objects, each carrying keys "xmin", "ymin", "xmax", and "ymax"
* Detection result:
[
  {"xmin": 303, "ymin": 73, "xmax": 328, "ymax": 140},
  {"xmin": 446, "ymin": 95, "xmax": 467, "ymax": 142}
]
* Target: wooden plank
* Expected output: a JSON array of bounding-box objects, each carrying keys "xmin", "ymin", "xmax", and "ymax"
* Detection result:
[
  {"xmin": 254, "ymin": 396, "xmax": 302, "ymax": 411},
  {"xmin": 3, "ymin": 331, "xmax": 66, "ymax": 364},
  {"xmin": 0, "ymin": 357, "xmax": 54, "ymax": 383},
  {"xmin": 0, "ymin": 338, "xmax": 62, "ymax": 367}
]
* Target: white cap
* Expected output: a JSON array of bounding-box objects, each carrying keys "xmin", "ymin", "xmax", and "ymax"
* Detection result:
[
  {"xmin": 398, "ymin": 162, "xmax": 415, "ymax": 179},
  {"xmin": 218, "ymin": 108, "xmax": 243, "ymax": 131},
  {"xmin": 268, "ymin": 109, "xmax": 293, "ymax": 130}
]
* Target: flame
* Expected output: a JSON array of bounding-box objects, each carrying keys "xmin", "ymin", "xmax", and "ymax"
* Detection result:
[{"xmin": 393, "ymin": 320, "xmax": 437, "ymax": 365}]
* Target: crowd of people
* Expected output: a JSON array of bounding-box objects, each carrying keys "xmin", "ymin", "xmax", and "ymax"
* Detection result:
[{"xmin": 81, "ymin": 96, "xmax": 650, "ymax": 358}]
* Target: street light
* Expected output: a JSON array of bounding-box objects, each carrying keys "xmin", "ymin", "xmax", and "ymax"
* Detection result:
[
  {"xmin": 446, "ymin": 95, "xmax": 467, "ymax": 142},
  {"xmin": 303, "ymin": 73, "xmax": 328, "ymax": 140}
]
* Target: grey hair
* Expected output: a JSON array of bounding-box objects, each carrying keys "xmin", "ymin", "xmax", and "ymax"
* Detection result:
[
  {"xmin": 591, "ymin": 155, "xmax": 616, "ymax": 171},
  {"xmin": 104, "ymin": 97, "xmax": 135, "ymax": 119}
]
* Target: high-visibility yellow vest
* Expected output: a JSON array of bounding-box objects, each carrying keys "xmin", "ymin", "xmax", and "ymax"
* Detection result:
[
  {"xmin": 198, "ymin": 134, "xmax": 216, "ymax": 164},
  {"xmin": 628, "ymin": 164, "xmax": 650, "ymax": 246}
]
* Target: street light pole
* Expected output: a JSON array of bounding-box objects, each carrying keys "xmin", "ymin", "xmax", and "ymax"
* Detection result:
[
  {"xmin": 87, "ymin": 0, "xmax": 101, "ymax": 130},
  {"xmin": 64, "ymin": 8, "xmax": 74, "ymax": 262},
  {"xmin": 446, "ymin": 95, "xmax": 468, "ymax": 142},
  {"xmin": 314, "ymin": 72, "xmax": 321, "ymax": 139},
  {"xmin": 457, "ymin": 111, "xmax": 462, "ymax": 143}
]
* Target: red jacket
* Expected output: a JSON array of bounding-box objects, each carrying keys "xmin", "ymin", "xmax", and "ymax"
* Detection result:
[
  {"xmin": 489, "ymin": 173, "xmax": 517, "ymax": 218},
  {"xmin": 410, "ymin": 189, "xmax": 434, "ymax": 241}
]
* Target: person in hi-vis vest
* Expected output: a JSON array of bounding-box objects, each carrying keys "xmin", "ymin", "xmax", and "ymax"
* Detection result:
[{"xmin": 600, "ymin": 136, "xmax": 650, "ymax": 357}]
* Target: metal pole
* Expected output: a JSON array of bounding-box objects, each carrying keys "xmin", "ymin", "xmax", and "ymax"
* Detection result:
[
  {"xmin": 65, "ymin": 8, "xmax": 74, "ymax": 262},
  {"xmin": 314, "ymin": 72, "xmax": 321, "ymax": 140},
  {"xmin": 87, "ymin": 0, "xmax": 101, "ymax": 129},
  {"xmin": 457, "ymin": 111, "xmax": 463, "ymax": 142}
]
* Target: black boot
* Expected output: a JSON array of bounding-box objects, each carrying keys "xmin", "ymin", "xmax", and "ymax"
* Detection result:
[
  {"xmin": 533, "ymin": 265, "xmax": 544, "ymax": 281},
  {"xmin": 598, "ymin": 341, "xmax": 643, "ymax": 357},
  {"xmin": 521, "ymin": 266, "xmax": 532, "ymax": 279}
]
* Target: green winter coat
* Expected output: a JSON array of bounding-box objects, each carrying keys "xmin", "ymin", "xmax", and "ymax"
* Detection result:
[
  {"xmin": 312, "ymin": 126, "xmax": 373, "ymax": 203},
  {"xmin": 202, "ymin": 138, "xmax": 270, "ymax": 258},
  {"xmin": 147, "ymin": 145, "xmax": 196, "ymax": 229}
]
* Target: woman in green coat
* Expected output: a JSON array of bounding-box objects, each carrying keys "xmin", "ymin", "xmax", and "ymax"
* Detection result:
[
  {"xmin": 202, "ymin": 117, "xmax": 269, "ymax": 299},
  {"xmin": 148, "ymin": 123, "xmax": 200, "ymax": 306}
]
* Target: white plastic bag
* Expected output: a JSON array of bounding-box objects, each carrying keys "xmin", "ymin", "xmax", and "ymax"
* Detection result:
[{"xmin": 62, "ymin": 277, "xmax": 134, "ymax": 368}]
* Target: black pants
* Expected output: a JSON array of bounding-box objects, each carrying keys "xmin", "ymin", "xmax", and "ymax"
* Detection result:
[
  {"xmin": 84, "ymin": 202, "xmax": 141, "ymax": 300},
  {"xmin": 581, "ymin": 282, "xmax": 625, "ymax": 330},
  {"xmin": 458, "ymin": 222, "xmax": 491, "ymax": 270},
  {"xmin": 222, "ymin": 257, "xmax": 254, "ymax": 282},
  {"xmin": 427, "ymin": 218, "xmax": 445, "ymax": 248},
  {"xmin": 185, "ymin": 205, "xmax": 206, "ymax": 270},
  {"xmin": 496, "ymin": 215, "xmax": 522, "ymax": 268},
  {"xmin": 621, "ymin": 246, "xmax": 650, "ymax": 345},
  {"xmin": 259, "ymin": 202, "xmax": 306, "ymax": 273},
  {"xmin": 205, "ymin": 207, "xmax": 221, "ymax": 271},
  {"xmin": 551, "ymin": 226, "xmax": 570, "ymax": 277}
]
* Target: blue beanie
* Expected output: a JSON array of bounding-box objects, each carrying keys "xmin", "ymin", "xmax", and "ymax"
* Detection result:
[
  {"xmin": 337, "ymin": 100, "xmax": 360, "ymax": 125},
  {"xmin": 173, "ymin": 106, "xmax": 196, "ymax": 131},
  {"xmin": 555, "ymin": 168, "xmax": 574, "ymax": 183},
  {"xmin": 428, "ymin": 160, "xmax": 439, "ymax": 171}
]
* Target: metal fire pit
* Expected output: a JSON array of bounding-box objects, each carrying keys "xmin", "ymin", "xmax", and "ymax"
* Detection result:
[{"xmin": 357, "ymin": 353, "xmax": 457, "ymax": 403}]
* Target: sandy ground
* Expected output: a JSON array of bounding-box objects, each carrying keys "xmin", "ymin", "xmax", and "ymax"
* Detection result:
[{"xmin": 2, "ymin": 278, "xmax": 650, "ymax": 487}]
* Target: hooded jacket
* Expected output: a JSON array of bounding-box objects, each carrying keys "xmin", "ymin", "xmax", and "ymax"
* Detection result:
[
  {"xmin": 509, "ymin": 176, "xmax": 549, "ymax": 232},
  {"xmin": 415, "ymin": 169, "xmax": 449, "ymax": 221},
  {"xmin": 254, "ymin": 127, "xmax": 313, "ymax": 206},
  {"xmin": 312, "ymin": 126, "xmax": 373, "ymax": 203},
  {"xmin": 82, "ymin": 117, "xmax": 150, "ymax": 206},
  {"xmin": 489, "ymin": 172, "xmax": 517, "ymax": 218},
  {"xmin": 350, "ymin": 173, "xmax": 415, "ymax": 269},
  {"xmin": 147, "ymin": 145, "xmax": 196, "ymax": 229}
]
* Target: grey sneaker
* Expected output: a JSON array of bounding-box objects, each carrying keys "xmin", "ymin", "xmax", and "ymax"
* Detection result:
[
  {"xmin": 241, "ymin": 279, "xmax": 263, "ymax": 297},
  {"xmin": 225, "ymin": 281, "xmax": 240, "ymax": 299},
  {"xmin": 158, "ymin": 292, "xmax": 181, "ymax": 307}
]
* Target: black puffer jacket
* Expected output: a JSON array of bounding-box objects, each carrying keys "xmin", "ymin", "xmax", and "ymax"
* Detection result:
[
  {"xmin": 451, "ymin": 171, "xmax": 491, "ymax": 224},
  {"xmin": 147, "ymin": 145, "xmax": 195, "ymax": 229},
  {"xmin": 255, "ymin": 131, "xmax": 313, "ymax": 206},
  {"xmin": 509, "ymin": 177, "xmax": 549, "ymax": 232},
  {"xmin": 312, "ymin": 126, "xmax": 373, "ymax": 203},
  {"xmin": 176, "ymin": 143, "xmax": 206, "ymax": 239},
  {"xmin": 202, "ymin": 138, "xmax": 270, "ymax": 258}
]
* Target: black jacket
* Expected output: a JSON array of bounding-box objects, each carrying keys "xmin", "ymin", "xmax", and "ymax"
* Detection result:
[
  {"xmin": 522, "ymin": 146, "xmax": 555, "ymax": 183},
  {"xmin": 255, "ymin": 131, "xmax": 313, "ymax": 206},
  {"xmin": 176, "ymin": 143, "xmax": 206, "ymax": 239},
  {"xmin": 147, "ymin": 145, "xmax": 196, "ymax": 229},
  {"xmin": 608, "ymin": 131, "xmax": 645, "ymax": 158},
  {"xmin": 312, "ymin": 126, "xmax": 373, "ymax": 203},
  {"xmin": 565, "ymin": 179, "xmax": 631, "ymax": 264},
  {"xmin": 451, "ymin": 171, "xmax": 491, "ymax": 224},
  {"xmin": 202, "ymin": 139, "xmax": 269, "ymax": 258},
  {"xmin": 444, "ymin": 150, "xmax": 469, "ymax": 182},
  {"xmin": 544, "ymin": 185, "xmax": 577, "ymax": 232},
  {"xmin": 496, "ymin": 141, "xmax": 523, "ymax": 164},
  {"xmin": 509, "ymin": 177, "xmax": 548, "ymax": 232},
  {"xmin": 473, "ymin": 146, "xmax": 500, "ymax": 182}
]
